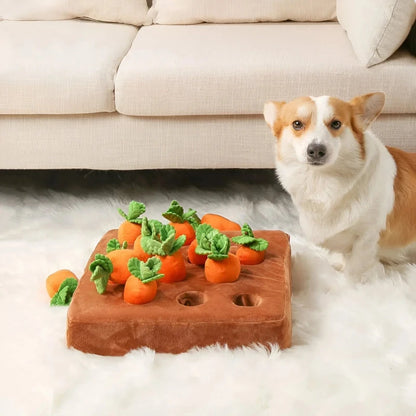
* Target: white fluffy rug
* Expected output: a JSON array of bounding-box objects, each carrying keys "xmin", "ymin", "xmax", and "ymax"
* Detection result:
[{"xmin": 1, "ymin": 169, "xmax": 415, "ymax": 416}]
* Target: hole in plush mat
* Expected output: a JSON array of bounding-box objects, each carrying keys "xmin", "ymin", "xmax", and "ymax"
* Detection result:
[
  {"xmin": 177, "ymin": 291, "xmax": 206, "ymax": 307},
  {"xmin": 233, "ymin": 294, "xmax": 262, "ymax": 307}
]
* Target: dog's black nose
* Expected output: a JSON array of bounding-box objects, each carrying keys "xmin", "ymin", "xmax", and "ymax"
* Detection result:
[{"xmin": 307, "ymin": 143, "xmax": 327, "ymax": 163}]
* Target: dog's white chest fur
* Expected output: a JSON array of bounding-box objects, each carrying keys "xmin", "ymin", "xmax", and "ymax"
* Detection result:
[{"xmin": 276, "ymin": 132, "xmax": 396, "ymax": 254}]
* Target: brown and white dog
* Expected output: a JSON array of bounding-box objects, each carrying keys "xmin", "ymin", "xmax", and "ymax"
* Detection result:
[{"xmin": 264, "ymin": 92, "xmax": 416, "ymax": 282}]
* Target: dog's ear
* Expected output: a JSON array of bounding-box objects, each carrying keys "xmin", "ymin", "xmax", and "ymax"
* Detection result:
[
  {"xmin": 349, "ymin": 92, "xmax": 385, "ymax": 130},
  {"xmin": 263, "ymin": 101, "xmax": 285, "ymax": 131}
]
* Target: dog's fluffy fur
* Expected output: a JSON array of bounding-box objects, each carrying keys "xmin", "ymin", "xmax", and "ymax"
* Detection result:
[{"xmin": 264, "ymin": 92, "xmax": 416, "ymax": 282}]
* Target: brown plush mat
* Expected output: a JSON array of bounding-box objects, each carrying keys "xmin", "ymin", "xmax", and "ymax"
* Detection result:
[{"xmin": 67, "ymin": 229, "xmax": 291, "ymax": 355}]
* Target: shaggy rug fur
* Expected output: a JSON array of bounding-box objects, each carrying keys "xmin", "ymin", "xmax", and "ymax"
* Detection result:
[{"xmin": 0, "ymin": 169, "xmax": 415, "ymax": 416}]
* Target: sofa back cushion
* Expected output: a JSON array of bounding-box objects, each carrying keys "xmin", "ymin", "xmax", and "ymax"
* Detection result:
[
  {"xmin": 337, "ymin": 0, "xmax": 416, "ymax": 67},
  {"xmin": 0, "ymin": 0, "xmax": 150, "ymax": 26},
  {"xmin": 149, "ymin": 0, "xmax": 336, "ymax": 24}
]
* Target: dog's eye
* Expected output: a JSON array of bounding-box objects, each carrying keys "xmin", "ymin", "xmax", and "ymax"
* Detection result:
[
  {"xmin": 292, "ymin": 120, "xmax": 304, "ymax": 131},
  {"xmin": 330, "ymin": 120, "xmax": 342, "ymax": 130}
]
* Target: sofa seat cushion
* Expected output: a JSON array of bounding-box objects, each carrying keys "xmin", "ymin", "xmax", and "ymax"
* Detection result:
[
  {"xmin": 0, "ymin": 20, "xmax": 138, "ymax": 114},
  {"xmin": 115, "ymin": 22, "xmax": 416, "ymax": 116}
]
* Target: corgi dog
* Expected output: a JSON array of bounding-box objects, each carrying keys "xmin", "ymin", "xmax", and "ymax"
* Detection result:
[{"xmin": 264, "ymin": 92, "xmax": 416, "ymax": 282}]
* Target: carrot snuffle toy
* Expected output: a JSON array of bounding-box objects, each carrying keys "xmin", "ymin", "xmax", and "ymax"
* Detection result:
[
  {"xmin": 232, "ymin": 224, "xmax": 269, "ymax": 265},
  {"xmin": 195, "ymin": 224, "xmax": 241, "ymax": 283},
  {"xmin": 140, "ymin": 217, "xmax": 187, "ymax": 283},
  {"xmin": 117, "ymin": 201, "xmax": 146, "ymax": 245},
  {"xmin": 162, "ymin": 200, "xmax": 201, "ymax": 245}
]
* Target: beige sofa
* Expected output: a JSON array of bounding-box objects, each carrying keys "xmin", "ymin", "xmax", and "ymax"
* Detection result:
[{"xmin": 1, "ymin": 0, "xmax": 415, "ymax": 170}]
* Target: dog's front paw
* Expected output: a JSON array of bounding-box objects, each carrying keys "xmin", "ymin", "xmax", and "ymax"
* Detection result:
[{"xmin": 328, "ymin": 252, "xmax": 345, "ymax": 272}]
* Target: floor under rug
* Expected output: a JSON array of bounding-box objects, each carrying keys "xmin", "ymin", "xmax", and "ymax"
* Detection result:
[{"xmin": 0, "ymin": 169, "xmax": 415, "ymax": 416}]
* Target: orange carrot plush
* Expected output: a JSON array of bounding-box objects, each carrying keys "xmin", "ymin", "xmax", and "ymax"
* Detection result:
[
  {"xmin": 232, "ymin": 223, "xmax": 269, "ymax": 265},
  {"xmin": 162, "ymin": 200, "xmax": 200, "ymax": 245},
  {"xmin": 140, "ymin": 217, "xmax": 187, "ymax": 283},
  {"xmin": 187, "ymin": 239, "xmax": 208, "ymax": 265},
  {"xmin": 201, "ymin": 213, "xmax": 241, "ymax": 232},
  {"xmin": 117, "ymin": 201, "xmax": 146, "ymax": 245},
  {"xmin": 89, "ymin": 239, "xmax": 138, "ymax": 294},
  {"xmin": 124, "ymin": 257, "xmax": 165, "ymax": 305},
  {"xmin": 195, "ymin": 224, "xmax": 240, "ymax": 283},
  {"xmin": 46, "ymin": 269, "xmax": 78, "ymax": 306},
  {"xmin": 190, "ymin": 223, "xmax": 216, "ymax": 266},
  {"xmin": 46, "ymin": 269, "xmax": 77, "ymax": 298},
  {"xmin": 133, "ymin": 235, "xmax": 151, "ymax": 262}
]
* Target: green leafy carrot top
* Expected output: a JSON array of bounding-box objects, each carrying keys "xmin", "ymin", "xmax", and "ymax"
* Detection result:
[
  {"xmin": 107, "ymin": 238, "xmax": 127, "ymax": 252},
  {"xmin": 118, "ymin": 201, "xmax": 146, "ymax": 224},
  {"xmin": 50, "ymin": 278, "xmax": 78, "ymax": 306},
  {"xmin": 89, "ymin": 253, "xmax": 113, "ymax": 294},
  {"xmin": 231, "ymin": 223, "xmax": 269, "ymax": 252},
  {"xmin": 195, "ymin": 223, "xmax": 230, "ymax": 261},
  {"xmin": 140, "ymin": 217, "xmax": 186, "ymax": 256},
  {"xmin": 162, "ymin": 200, "xmax": 201, "ymax": 228},
  {"xmin": 128, "ymin": 257, "xmax": 164, "ymax": 284}
]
